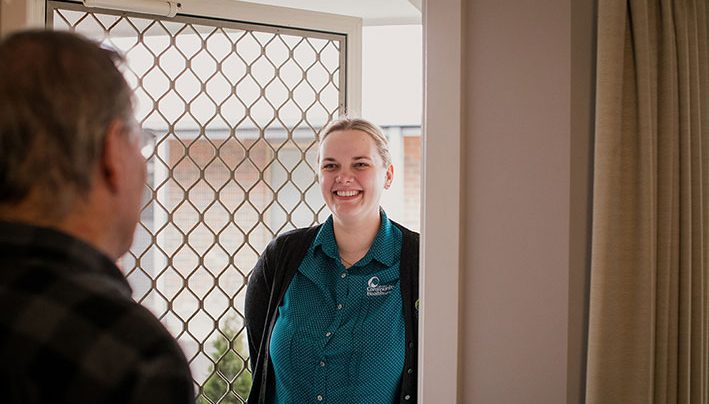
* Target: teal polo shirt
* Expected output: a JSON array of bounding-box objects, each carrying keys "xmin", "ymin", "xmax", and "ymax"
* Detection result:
[{"xmin": 269, "ymin": 211, "xmax": 405, "ymax": 404}]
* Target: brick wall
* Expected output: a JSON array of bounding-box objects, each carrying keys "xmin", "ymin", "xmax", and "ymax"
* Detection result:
[{"xmin": 404, "ymin": 135, "xmax": 421, "ymax": 232}]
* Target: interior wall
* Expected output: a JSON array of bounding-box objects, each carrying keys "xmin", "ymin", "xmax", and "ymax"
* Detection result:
[
  {"xmin": 0, "ymin": 0, "xmax": 44, "ymax": 37},
  {"xmin": 459, "ymin": 0, "xmax": 594, "ymax": 403}
]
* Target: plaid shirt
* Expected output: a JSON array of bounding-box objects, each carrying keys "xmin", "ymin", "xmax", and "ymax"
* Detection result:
[{"xmin": 0, "ymin": 221, "xmax": 195, "ymax": 404}]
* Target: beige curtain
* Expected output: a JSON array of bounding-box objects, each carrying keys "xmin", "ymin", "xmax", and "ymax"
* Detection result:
[{"xmin": 586, "ymin": 0, "xmax": 709, "ymax": 403}]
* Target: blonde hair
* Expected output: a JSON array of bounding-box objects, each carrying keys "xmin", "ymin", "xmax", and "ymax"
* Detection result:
[{"xmin": 319, "ymin": 118, "xmax": 392, "ymax": 167}]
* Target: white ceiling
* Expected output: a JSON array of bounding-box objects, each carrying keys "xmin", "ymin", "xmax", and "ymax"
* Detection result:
[{"xmin": 237, "ymin": 0, "xmax": 422, "ymax": 25}]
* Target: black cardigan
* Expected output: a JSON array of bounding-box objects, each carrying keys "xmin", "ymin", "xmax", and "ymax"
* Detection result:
[{"xmin": 245, "ymin": 221, "xmax": 419, "ymax": 404}]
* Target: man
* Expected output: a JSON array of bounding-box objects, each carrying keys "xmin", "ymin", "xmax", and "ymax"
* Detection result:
[{"xmin": 0, "ymin": 30, "xmax": 194, "ymax": 403}]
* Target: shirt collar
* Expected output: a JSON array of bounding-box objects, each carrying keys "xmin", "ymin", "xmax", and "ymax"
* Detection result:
[
  {"xmin": 364, "ymin": 210, "xmax": 400, "ymax": 267},
  {"xmin": 311, "ymin": 215, "xmax": 338, "ymax": 260},
  {"xmin": 0, "ymin": 220, "xmax": 133, "ymax": 298},
  {"xmin": 310, "ymin": 210, "xmax": 400, "ymax": 267}
]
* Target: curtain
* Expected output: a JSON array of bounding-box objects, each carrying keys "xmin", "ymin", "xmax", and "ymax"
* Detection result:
[{"xmin": 586, "ymin": 0, "xmax": 709, "ymax": 403}]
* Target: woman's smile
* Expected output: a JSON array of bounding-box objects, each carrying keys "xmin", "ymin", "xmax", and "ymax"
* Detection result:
[
  {"xmin": 318, "ymin": 129, "xmax": 392, "ymax": 224},
  {"xmin": 334, "ymin": 189, "xmax": 362, "ymax": 198}
]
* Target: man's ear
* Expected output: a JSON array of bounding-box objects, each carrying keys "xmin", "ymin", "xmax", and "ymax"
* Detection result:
[{"xmin": 100, "ymin": 120, "xmax": 126, "ymax": 193}]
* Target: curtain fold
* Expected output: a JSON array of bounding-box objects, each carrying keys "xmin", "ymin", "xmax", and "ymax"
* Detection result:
[{"xmin": 586, "ymin": 0, "xmax": 708, "ymax": 403}]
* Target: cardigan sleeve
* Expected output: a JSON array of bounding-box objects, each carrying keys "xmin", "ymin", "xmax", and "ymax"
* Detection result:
[
  {"xmin": 244, "ymin": 238, "xmax": 276, "ymax": 372},
  {"xmin": 243, "ymin": 224, "xmax": 324, "ymax": 403}
]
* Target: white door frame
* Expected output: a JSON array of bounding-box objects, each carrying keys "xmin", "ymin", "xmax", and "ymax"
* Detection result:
[{"xmin": 419, "ymin": 0, "xmax": 462, "ymax": 402}]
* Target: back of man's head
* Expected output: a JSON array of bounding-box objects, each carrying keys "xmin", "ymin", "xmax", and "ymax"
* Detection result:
[{"xmin": 0, "ymin": 30, "xmax": 134, "ymax": 220}]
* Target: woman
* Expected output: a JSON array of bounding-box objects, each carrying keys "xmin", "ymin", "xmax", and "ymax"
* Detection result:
[{"xmin": 245, "ymin": 118, "xmax": 419, "ymax": 404}]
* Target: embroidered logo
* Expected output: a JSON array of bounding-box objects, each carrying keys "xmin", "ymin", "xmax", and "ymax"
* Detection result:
[{"xmin": 366, "ymin": 276, "xmax": 395, "ymax": 297}]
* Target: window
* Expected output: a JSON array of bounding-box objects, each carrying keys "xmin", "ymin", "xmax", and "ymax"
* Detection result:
[{"xmin": 48, "ymin": 1, "xmax": 346, "ymax": 401}]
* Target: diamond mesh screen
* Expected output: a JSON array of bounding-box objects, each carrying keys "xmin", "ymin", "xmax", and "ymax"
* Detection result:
[{"xmin": 47, "ymin": 2, "xmax": 346, "ymax": 402}]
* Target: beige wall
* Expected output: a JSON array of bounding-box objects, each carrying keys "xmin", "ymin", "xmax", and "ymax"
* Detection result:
[
  {"xmin": 0, "ymin": 0, "xmax": 43, "ymax": 37},
  {"xmin": 421, "ymin": 0, "xmax": 594, "ymax": 402}
]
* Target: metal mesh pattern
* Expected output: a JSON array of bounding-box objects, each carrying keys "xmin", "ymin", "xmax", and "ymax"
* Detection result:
[{"xmin": 47, "ymin": 2, "xmax": 345, "ymax": 402}]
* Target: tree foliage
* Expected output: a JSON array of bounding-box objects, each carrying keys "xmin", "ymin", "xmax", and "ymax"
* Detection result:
[{"xmin": 198, "ymin": 316, "xmax": 253, "ymax": 404}]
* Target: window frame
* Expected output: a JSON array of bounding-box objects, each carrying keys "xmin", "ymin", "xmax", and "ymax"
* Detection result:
[{"xmin": 1, "ymin": 0, "xmax": 362, "ymax": 114}]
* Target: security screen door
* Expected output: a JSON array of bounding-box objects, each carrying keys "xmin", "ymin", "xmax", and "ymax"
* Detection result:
[{"xmin": 47, "ymin": 1, "xmax": 346, "ymax": 402}]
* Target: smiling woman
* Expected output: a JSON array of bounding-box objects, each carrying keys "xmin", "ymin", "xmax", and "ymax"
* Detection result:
[
  {"xmin": 245, "ymin": 117, "xmax": 420, "ymax": 404},
  {"xmin": 317, "ymin": 121, "xmax": 393, "ymax": 238}
]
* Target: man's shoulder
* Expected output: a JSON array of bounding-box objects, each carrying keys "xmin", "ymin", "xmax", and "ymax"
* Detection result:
[
  {"xmin": 1, "ymin": 262, "xmax": 187, "ymax": 359},
  {"xmin": 0, "ymin": 263, "xmax": 194, "ymax": 403}
]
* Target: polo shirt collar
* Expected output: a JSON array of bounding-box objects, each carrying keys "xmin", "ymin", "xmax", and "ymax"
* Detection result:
[
  {"xmin": 311, "ymin": 215, "xmax": 338, "ymax": 260},
  {"xmin": 310, "ymin": 210, "xmax": 399, "ymax": 267}
]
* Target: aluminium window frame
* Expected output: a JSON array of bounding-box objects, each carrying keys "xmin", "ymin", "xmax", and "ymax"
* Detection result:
[{"xmin": 0, "ymin": 0, "xmax": 362, "ymax": 116}]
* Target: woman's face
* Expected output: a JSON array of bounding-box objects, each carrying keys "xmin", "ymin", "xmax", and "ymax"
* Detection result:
[{"xmin": 318, "ymin": 129, "xmax": 393, "ymax": 225}]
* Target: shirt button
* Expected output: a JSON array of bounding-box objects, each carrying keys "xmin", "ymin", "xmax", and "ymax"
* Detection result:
[
  {"xmin": 404, "ymin": 395, "xmax": 411, "ymax": 400},
  {"xmin": 325, "ymin": 331, "xmax": 332, "ymax": 337},
  {"xmin": 317, "ymin": 395, "xmax": 324, "ymax": 401},
  {"xmin": 340, "ymin": 272, "xmax": 347, "ymax": 278},
  {"xmin": 336, "ymin": 303, "xmax": 343, "ymax": 310},
  {"xmin": 407, "ymin": 368, "xmax": 413, "ymax": 374},
  {"xmin": 320, "ymin": 360, "xmax": 326, "ymax": 367}
]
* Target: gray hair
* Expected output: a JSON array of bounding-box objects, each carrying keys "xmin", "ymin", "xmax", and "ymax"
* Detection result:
[
  {"xmin": 319, "ymin": 117, "xmax": 392, "ymax": 167},
  {"xmin": 0, "ymin": 30, "xmax": 134, "ymax": 218}
]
